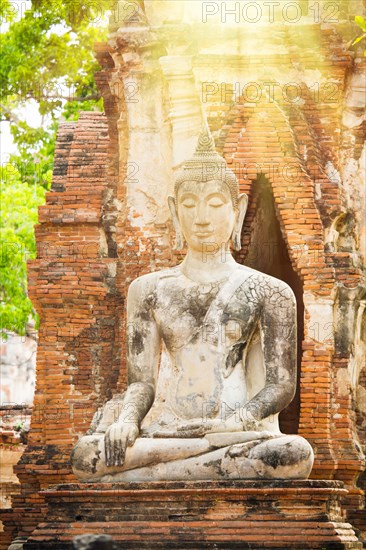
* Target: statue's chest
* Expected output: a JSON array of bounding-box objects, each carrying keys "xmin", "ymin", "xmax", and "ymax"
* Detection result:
[{"xmin": 154, "ymin": 279, "xmax": 259, "ymax": 351}]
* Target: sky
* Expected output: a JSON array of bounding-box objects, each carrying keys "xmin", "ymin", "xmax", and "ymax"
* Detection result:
[{"xmin": 1, "ymin": 104, "xmax": 42, "ymax": 159}]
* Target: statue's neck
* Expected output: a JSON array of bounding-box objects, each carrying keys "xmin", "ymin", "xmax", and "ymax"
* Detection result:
[{"xmin": 179, "ymin": 249, "xmax": 238, "ymax": 284}]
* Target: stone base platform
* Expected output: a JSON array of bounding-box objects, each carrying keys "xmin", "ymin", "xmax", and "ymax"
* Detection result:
[{"xmin": 24, "ymin": 480, "xmax": 362, "ymax": 549}]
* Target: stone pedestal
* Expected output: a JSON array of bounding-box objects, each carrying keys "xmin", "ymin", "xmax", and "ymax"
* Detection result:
[{"xmin": 24, "ymin": 481, "xmax": 362, "ymax": 549}]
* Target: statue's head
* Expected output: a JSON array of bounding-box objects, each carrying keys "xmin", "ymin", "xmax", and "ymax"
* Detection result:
[{"xmin": 168, "ymin": 125, "xmax": 248, "ymax": 252}]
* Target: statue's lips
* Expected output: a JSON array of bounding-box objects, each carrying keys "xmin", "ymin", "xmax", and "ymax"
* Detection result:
[{"xmin": 194, "ymin": 232, "xmax": 214, "ymax": 237}]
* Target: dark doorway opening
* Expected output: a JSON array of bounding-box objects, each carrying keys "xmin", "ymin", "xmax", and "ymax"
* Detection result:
[{"xmin": 237, "ymin": 175, "xmax": 304, "ymax": 434}]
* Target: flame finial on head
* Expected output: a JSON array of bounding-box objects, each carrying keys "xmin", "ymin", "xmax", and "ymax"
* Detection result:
[
  {"xmin": 195, "ymin": 123, "xmax": 216, "ymax": 154},
  {"xmin": 174, "ymin": 124, "xmax": 239, "ymax": 207}
]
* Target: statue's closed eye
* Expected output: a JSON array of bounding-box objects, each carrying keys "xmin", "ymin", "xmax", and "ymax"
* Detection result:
[
  {"xmin": 208, "ymin": 199, "xmax": 224, "ymax": 207},
  {"xmin": 182, "ymin": 200, "xmax": 196, "ymax": 208}
]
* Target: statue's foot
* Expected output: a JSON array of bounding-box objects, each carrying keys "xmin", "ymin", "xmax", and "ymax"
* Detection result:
[
  {"xmin": 224, "ymin": 434, "xmax": 314, "ymax": 479},
  {"xmin": 71, "ymin": 435, "xmax": 108, "ymax": 481},
  {"xmin": 99, "ymin": 435, "xmax": 314, "ymax": 482}
]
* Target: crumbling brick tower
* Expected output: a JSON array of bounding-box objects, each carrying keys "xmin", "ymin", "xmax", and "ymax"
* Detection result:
[{"xmin": 2, "ymin": 0, "xmax": 365, "ymax": 548}]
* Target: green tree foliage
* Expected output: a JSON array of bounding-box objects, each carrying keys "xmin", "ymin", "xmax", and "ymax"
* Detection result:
[
  {"xmin": 0, "ymin": 0, "xmax": 111, "ymax": 335},
  {"xmin": 0, "ymin": 164, "xmax": 46, "ymax": 336},
  {"xmin": 352, "ymin": 15, "xmax": 366, "ymax": 55},
  {"xmin": 1, "ymin": 0, "xmax": 110, "ymax": 154}
]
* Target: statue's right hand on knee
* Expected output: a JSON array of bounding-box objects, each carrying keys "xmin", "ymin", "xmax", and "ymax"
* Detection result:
[{"xmin": 104, "ymin": 420, "xmax": 139, "ymax": 467}]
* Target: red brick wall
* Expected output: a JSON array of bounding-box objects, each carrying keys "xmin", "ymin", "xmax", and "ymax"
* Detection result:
[{"xmin": 2, "ymin": 112, "xmax": 123, "ymax": 548}]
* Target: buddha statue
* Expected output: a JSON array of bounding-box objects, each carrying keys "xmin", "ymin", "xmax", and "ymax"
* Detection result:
[{"xmin": 71, "ymin": 126, "xmax": 314, "ymax": 482}]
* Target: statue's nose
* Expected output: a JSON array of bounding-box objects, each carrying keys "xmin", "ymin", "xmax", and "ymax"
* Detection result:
[{"xmin": 195, "ymin": 201, "xmax": 210, "ymax": 225}]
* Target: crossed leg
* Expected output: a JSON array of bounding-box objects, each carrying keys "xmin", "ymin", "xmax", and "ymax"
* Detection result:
[{"xmin": 71, "ymin": 434, "xmax": 313, "ymax": 482}]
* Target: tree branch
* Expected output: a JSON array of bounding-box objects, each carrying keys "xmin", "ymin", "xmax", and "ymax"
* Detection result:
[{"xmin": 0, "ymin": 104, "xmax": 21, "ymax": 124}]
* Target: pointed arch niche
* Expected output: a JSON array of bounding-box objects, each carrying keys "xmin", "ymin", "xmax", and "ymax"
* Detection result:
[
  {"xmin": 217, "ymin": 96, "xmax": 333, "ymax": 451},
  {"xmin": 236, "ymin": 174, "xmax": 303, "ymax": 434}
]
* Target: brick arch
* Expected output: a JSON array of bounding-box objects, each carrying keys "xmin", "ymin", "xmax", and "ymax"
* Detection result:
[
  {"xmin": 222, "ymin": 99, "xmax": 334, "ymax": 293},
  {"xmin": 215, "ymin": 97, "xmax": 339, "ymax": 477}
]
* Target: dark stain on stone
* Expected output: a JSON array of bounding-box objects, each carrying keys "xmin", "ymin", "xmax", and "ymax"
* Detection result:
[
  {"xmin": 137, "ymin": 301, "xmax": 153, "ymax": 323},
  {"xmin": 203, "ymin": 458, "xmax": 227, "ymax": 478},
  {"xmin": 261, "ymin": 442, "xmax": 310, "ymax": 469},
  {"xmin": 131, "ymin": 329, "xmax": 144, "ymax": 355},
  {"xmin": 224, "ymin": 342, "xmax": 246, "ymax": 376},
  {"xmin": 91, "ymin": 446, "xmax": 101, "ymax": 475}
]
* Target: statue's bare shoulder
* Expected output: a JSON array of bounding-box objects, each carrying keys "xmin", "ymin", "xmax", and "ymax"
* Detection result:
[
  {"xmin": 234, "ymin": 264, "xmax": 296, "ymax": 306},
  {"xmin": 127, "ymin": 266, "xmax": 180, "ymax": 301}
]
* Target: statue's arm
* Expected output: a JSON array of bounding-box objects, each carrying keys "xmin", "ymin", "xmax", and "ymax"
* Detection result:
[
  {"xmin": 123, "ymin": 276, "xmax": 160, "ymax": 423},
  {"xmin": 241, "ymin": 278, "xmax": 297, "ymax": 429},
  {"xmin": 105, "ymin": 276, "xmax": 160, "ymax": 467}
]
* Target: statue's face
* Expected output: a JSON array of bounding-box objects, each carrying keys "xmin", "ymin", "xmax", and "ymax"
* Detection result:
[{"xmin": 177, "ymin": 180, "xmax": 236, "ymax": 253}]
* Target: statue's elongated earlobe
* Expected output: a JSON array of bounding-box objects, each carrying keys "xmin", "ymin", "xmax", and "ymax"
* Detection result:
[
  {"xmin": 168, "ymin": 196, "xmax": 185, "ymax": 251},
  {"xmin": 232, "ymin": 193, "xmax": 248, "ymax": 251},
  {"xmin": 232, "ymin": 232, "xmax": 242, "ymax": 252}
]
